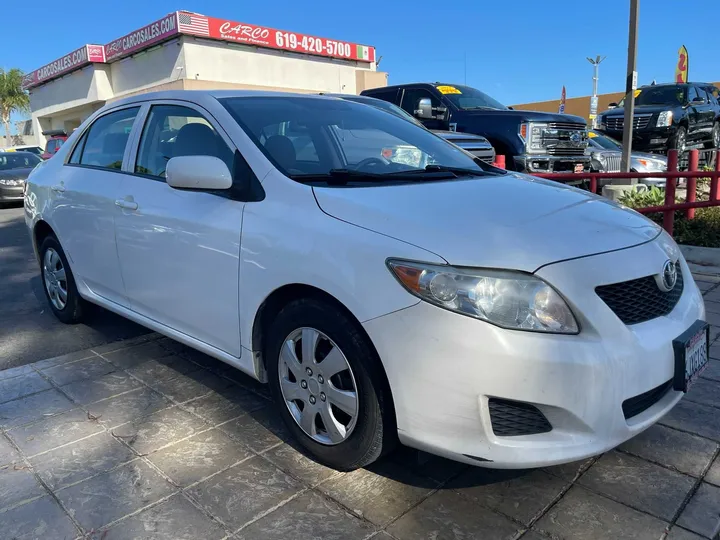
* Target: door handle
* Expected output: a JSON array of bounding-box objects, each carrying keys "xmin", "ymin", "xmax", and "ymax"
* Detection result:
[
  {"xmin": 51, "ymin": 184, "xmax": 65, "ymax": 193},
  {"xmin": 115, "ymin": 199, "xmax": 138, "ymax": 211}
]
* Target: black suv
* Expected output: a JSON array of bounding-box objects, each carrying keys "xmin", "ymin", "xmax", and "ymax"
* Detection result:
[
  {"xmin": 361, "ymin": 83, "xmax": 590, "ymax": 174},
  {"xmin": 597, "ymin": 82, "xmax": 720, "ymax": 154}
]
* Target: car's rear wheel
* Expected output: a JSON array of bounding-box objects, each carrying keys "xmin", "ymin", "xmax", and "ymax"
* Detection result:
[
  {"xmin": 39, "ymin": 236, "xmax": 84, "ymax": 324},
  {"xmin": 706, "ymin": 122, "xmax": 720, "ymax": 150},
  {"xmin": 265, "ymin": 298, "xmax": 395, "ymax": 471}
]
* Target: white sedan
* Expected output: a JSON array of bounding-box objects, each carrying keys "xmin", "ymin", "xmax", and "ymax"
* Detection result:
[{"xmin": 24, "ymin": 90, "xmax": 708, "ymax": 470}]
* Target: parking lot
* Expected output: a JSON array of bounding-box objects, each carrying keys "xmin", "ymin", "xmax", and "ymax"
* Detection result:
[{"xmin": 0, "ymin": 274, "xmax": 719, "ymax": 540}]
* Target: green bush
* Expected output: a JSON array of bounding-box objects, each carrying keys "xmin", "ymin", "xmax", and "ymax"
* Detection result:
[
  {"xmin": 671, "ymin": 206, "xmax": 720, "ymax": 247},
  {"xmin": 618, "ymin": 186, "xmax": 667, "ymax": 209}
]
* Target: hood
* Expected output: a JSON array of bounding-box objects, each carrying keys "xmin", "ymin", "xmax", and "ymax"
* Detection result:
[
  {"xmin": 459, "ymin": 109, "xmax": 587, "ymax": 125},
  {"xmin": 313, "ymin": 173, "xmax": 660, "ymax": 272},
  {"xmin": 432, "ymin": 130, "xmax": 491, "ymax": 144},
  {"xmin": 600, "ymin": 104, "xmax": 673, "ymax": 117},
  {"xmin": 0, "ymin": 167, "xmax": 32, "ymax": 180}
]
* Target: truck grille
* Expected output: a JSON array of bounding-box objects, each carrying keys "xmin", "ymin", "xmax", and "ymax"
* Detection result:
[
  {"xmin": 604, "ymin": 114, "xmax": 652, "ymax": 131},
  {"xmin": 541, "ymin": 124, "xmax": 587, "ymax": 157},
  {"xmin": 548, "ymin": 147, "xmax": 586, "ymax": 156},
  {"xmin": 603, "ymin": 154, "xmax": 622, "ymax": 172},
  {"xmin": 595, "ymin": 271, "xmax": 684, "ymax": 325},
  {"xmin": 547, "ymin": 122, "xmax": 586, "ymax": 130}
]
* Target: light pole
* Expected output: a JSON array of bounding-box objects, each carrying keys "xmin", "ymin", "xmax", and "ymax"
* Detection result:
[
  {"xmin": 586, "ymin": 55, "xmax": 606, "ymax": 128},
  {"xmin": 621, "ymin": 0, "xmax": 640, "ymax": 175}
]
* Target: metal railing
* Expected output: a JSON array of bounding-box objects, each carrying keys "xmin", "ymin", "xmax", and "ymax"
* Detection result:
[{"xmin": 492, "ymin": 149, "xmax": 720, "ymax": 236}]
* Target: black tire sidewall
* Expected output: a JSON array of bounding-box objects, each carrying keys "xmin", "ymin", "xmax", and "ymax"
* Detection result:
[
  {"xmin": 265, "ymin": 298, "xmax": 392, "ymax": 471},
  {"xmin": 673, "ymin": 126, "xmax": 687, "ymax": 151},
  {"xmin": 39, "ymin": 236, "xmax": 83, "ymax": 324}
]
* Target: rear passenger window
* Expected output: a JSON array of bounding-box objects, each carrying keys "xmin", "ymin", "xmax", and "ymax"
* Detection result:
[{"xmin": 79, "ymin": 108, "xmax": 140, "ymax": 170}]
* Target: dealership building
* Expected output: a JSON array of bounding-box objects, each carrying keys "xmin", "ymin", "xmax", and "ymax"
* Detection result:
[{"xmin": 24, "ymin": 11, "xmax": 386, "ymax": 148}]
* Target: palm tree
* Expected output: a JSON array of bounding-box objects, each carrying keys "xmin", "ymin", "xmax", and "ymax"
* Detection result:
[{"xmin": 0, "ymin": 68, "xmax": 30, "ymax": 148}]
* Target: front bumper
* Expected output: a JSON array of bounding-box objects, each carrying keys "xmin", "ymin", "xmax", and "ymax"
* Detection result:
[
  {"xmin": 598, "ymin": 125, "xmax": 675, "ymax": 153},
  {"xmin": 364, "ymin": 236, "xmax": 704, "ymax": 468},
  {"xmin": 0, "ymin": 185, "xmax": 24, "ymax": 202},
  {"xmin": 514, "ymin": 154, "xmax": 591, "ymax": 174}
]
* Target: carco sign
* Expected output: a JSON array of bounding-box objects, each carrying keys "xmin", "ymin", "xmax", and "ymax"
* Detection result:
[
  {"xmin": 104, "ymin": 14, "xmax": 179, "ymax": 62},
  {"xmin": 22, "ymin": 45, "xmax": 106, "ymax": 89}
]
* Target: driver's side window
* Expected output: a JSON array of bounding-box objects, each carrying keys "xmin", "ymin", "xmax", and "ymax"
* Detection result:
[{"xmin": 400, "ymin": 89, "xmax": 440, "ymax": 116}]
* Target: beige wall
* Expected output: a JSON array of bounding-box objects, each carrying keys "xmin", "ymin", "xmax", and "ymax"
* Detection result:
[{"xmin": 110, "ymin": 39, "xmax": 184, "ymax": 98}]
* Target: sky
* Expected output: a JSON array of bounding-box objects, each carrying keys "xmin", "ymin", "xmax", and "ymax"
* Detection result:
[{"xmin": 5, "ymin": 0, "xmax": 719, "ymax": 117}]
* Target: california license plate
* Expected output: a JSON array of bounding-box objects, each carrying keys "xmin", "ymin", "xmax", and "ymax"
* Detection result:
[
  {"xmin": 574, "ymin": 163, "xmax": 584, "ymax": 173},
  {"xmin": 673, "ymin": 320, "xmax": 709, "ymax": 392}
]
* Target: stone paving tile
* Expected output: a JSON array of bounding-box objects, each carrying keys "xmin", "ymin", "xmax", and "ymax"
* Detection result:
[
  {"xmin": 40, "ymin": 355, "xmax": 116, "ymax": 386},
  {"xmin": 535, "ymin": 485, "xmax": 669, "ymax": 540},
  {"xmin": 156, "ymin": 336, "xmax": 193, "ymax": 355},
  {"xmin": 264, "ymin": 442, "xmax": 339, "ymax": 486},
  {"xmin": 677, "ymin": 482, "xmax": 720, "ymax": 538},
  {"xmin": 87, "ymin": 387, "xmax": 171, "ymax": 429},
  {"xmin": 0, "ymin": 371, "xmax": 52, "ymax": 405},
  {"xmin": 32, "ymin": 349, "xmax": 97, "ymax": 371},
  {"xmin": 0, "ymin": 495, "xmax": 79, "ymax": 540},
  {"xmin": 544, "ymin": 458, "xmax": 596, "ymax": 482},
  {"xmin": 387, "ymin": 488, "xmax": 519, "ymax": 540},
  {"xmin": 450, "ymin": 468, "xmax": 567, "ymax": 526},
  {"xmin": 56, "ymin": 459, "xmax": 175, "ymax": 531},
  {"xmin": 100, "ymin": 493, "xmax": 228, "ymax": 540},
  {"xmin": 182, "ymin": 385, "xmax": 267, "ymax": 425},
  {"xmin": 0, "ymin": 434, "xmax": 19, "ymax": 467},
  {"xmin": 697, "ymin": 281, "xmax": 718, "ymax": 292},
  {"xmin": 187, "ymin": 455, "xmax": 303, "ymax": 531},
  {"xmin": 704, "ymin": 301, "xmax": 720, "ymax": 316},
  {"xmin": 148, "ymin": 428, "xmax": 252, "ymax": 487},
  {"xmin": 706, "ymin": 456, "xmax": 720, "ymax": 487},
  {"xmin": 701, "ymin": 360, "xmax": 720, "ymax": 382},
  {"xmin": 60, "ymin": 371, "xmax": 143, "ymax": 405},
  {"xmin": 127, "ymin": 354, "xmax": 202, "ymax": 384},
  {"xmin": 388, "ymin": 447, "xmax": 469, "ymax": 484},
  {"xmin": 619, "ymin": 424, "xmax": 718, "ymax": 477},
  {"xmin": 318, "ymin": 460, "xmax": 436, "ymax": 527},
  {"xmin": 0, "ymin": 466, "xmax": 45, "ymax": 511},
  {"xmin": 149, "ymin": 369, "xmax": 238, "ymax": 404},
  {"xmin": 578, "ymin": 451, "xmax": 695, "ymax": 520},
  {"xmin": 0, "ymin": 364, "xmax": 34, "ymax": 381},
  {"xmin": 30, "ymin": 431, "xmax": 136, "ymax": 491},
  {"xmin": 235, "ymin": 490, "xmax": 375, "ymax": 540},
  {"xmin": 110, "ymin": 406, "xmax": 208, "ymax": 455},
  {"xmin": 100, "ymin": 341, "xmax": 174, "ymax": 369},
  {"xmin": 0, "ymin": 388, "xmax": 74, "ymax": 429},
  {"xmin": 90, "ymin": 334, "xmax": 160, "ymax": 356},
  {"xmin": 661, "ymin": 399, "xmax": 720, "ymax": 442},
  {"xmin": 218, "ymin": 406, "xmax": 291, "ymax": 453},
  {"xmin": 7, "ymin": 408, "xmax": 104, "ymax": 457},
  {"xmin": 685, "ymin": 377, "xmax": 720, "ymax": 408},
  {"xmin": 666, "ymin": 526, "xmax": 708, "ymax": 540}
]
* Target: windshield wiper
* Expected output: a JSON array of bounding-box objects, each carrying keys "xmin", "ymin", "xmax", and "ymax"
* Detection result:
[{"xmin": 385, "ymin": 164, "xmax": 494, "ymax": 178}]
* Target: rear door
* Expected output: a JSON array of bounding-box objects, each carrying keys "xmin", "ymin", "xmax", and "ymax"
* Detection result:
[{"xmin": 114, "ymin": 101, "xmax": 244, "ymax": 356}]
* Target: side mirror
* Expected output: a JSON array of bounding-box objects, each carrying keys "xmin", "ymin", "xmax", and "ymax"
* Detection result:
[
  {"xmin": 166, "ymin": 155, "xmax": 232, "ymax": 190},
  {"xmin": 608, "ymin": 102, "xmax": 618, "ymax": 109},
  {"xmin": 691, "ymin": 96, "xmax": 706, "ymax": 104},
  {"xmin": 414, "ymin": 98, "xmax": 434, "ymax": 119},
  {"xmin": 507, "ymin": 106, "xmax": 514, "ymax": 110}
]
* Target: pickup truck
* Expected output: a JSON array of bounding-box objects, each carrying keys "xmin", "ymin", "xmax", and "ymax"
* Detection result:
[{"xmin": 361, "ymin": 83, "xmax": 590, "ymax": 174}]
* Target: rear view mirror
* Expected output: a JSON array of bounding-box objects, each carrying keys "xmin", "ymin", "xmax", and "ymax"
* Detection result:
[{"xmin": 166, "ymin": 156, "xmax": 232, "ymax": 190}]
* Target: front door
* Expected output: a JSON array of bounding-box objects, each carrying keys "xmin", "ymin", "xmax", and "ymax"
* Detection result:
[
  {"xmin": 114, "ymin": 102, "xmax": 243, "ymax": 356},
  {"xmin": 51, "ymin": 106, "xmax": 141, "ymax": 305},
  {"xmin": 399, "ymin": 88, "xmax": 448, "ymax": 131}
]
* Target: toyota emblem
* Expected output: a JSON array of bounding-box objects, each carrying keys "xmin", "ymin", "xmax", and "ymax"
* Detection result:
[{"xmin": 660, "ymin": 260, "xmax": 678, "ymax": 292}]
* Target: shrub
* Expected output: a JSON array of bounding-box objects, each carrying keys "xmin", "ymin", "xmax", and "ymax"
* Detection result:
[
  {"xmin": 618, "ymin": 186, "xmax": 667, "ymax": 209},
  {"xmin": 671, "ymin": 206, "xmax": 720, "ymax": 247}
]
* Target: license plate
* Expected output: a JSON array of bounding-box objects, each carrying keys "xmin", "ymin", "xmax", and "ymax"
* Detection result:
[
  {"xmin": 673, "ymin": 320, "xmax": 710, "ymax": 392},
  {"xmin": 574, "ymin": 164, "xmax": 584, "ymax": 173}
]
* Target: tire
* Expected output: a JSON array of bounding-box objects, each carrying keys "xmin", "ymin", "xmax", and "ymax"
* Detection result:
[
  {"xmin": 671, "ymin": 126, "xmax": 687, "ymax": 153},
  {"xmin": 39, "ymin": 235, "xmax": 84, "ymax": 324},
  {"xmin": 705, "ymin": 122, "xmax": 720, "ymax": 150},
  {"xmin": 265, "ymin": 298, "xmax": 395, "ymax": 471}
]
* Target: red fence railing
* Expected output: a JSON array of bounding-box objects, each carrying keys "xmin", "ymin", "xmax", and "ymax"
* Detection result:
[{"xmin": 491, "ymin": 149, "xmax": 720, "ymax": 236}]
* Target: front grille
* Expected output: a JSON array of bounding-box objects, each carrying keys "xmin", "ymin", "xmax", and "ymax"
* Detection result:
[
  {"xmin": 548, "ymin": 147, "xmax": 586, "ymax": 156},
  {"xmin": 604, "ymin": 114, "xmax": 652, "ymax": 131},
  {"xmin": 603, "ymin": 154, "xmax": 622, "ymax": 172},
  {"xmin": 488, "ymin": 398, "xmax": 552, "ymax": 436},
  {"xmin": 547, "ymin": 122, "xmax": 586, "ymax": 131},
  {"xmin": 623, "ymin": 379, "xmax": 673, "ymax": 419},
  {"xmin": 596, "ymin": 271, "xmax": 684, "ymax": 325}
]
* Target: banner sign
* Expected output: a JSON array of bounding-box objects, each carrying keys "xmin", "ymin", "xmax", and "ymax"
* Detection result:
[
  {"xmin": 558, "ymin": 85, "xmax": 566, "ymax": 113},
  {"xmin": 177, "ymin": 12, "xmax": 375, "ymax": 63},
  {"xmin": 22, "ymin": 45, "xmax": 106, "ymax": 89},
  {"xmin": 675, "ymin": 45, "xmax": 689, "ymax": 83},
  {"xmin": 104, "ymin": 14, "xmax": 179, "ymax": 62}
]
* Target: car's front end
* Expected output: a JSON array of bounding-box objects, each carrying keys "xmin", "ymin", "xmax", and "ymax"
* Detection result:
[
  {"xmin": 436, "ymin": 131, "xmax": 495, "ymax": 164},
  {"xmin": 515, "ymin": 117, "xmax": 592, "ymax": 175},
  {"xmin": 597, "ymin": 110, "xmax": 677, "ymax": 153},
  {"xmin": 0, "ymin": 153, "xmax": 41, "ymax": 203},
  {"xmin": 0, "ymin": 175, "xmax": 27, "ymax": 202}
]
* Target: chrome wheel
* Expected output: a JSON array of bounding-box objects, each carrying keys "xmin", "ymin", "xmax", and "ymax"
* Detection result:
[
  {"xmin": 278, "ymin": 327, "xmax": 358, "ymax": 445},
  {"xmin": 676, "ymin": 128, "xmax": 687, "ymax": 152},
  {"xmin": 713, "ymin": 124, "xmax": 720, "ymax": 149},
  {"xmin": 43, "ymin": 247, "xmax": 67, "ymax": 311}
]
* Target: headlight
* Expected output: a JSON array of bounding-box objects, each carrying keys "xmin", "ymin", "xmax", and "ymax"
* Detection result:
[
  {"xmin": 519, "ymin": 122, "xmax": 547, "ymax": 153},
  {"xmin": 656, "ymin": 111, "xmax": 673, "ymax": 127},
  {"xmin": 0, "ymin": 178, "xmax": 22, "ymax": 186},
  {"xmin": 387, "ymin": 260, "xmax": 579, "ymax": 334}
]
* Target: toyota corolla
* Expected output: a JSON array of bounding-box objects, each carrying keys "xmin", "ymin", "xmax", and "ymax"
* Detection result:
[{"xmin": 24, "ymin": 91, "xmax": 708, "ymax": 470}]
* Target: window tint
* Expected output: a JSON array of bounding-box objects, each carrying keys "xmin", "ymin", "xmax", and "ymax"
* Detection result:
[
  {"xmin": 68, "ymin": 133, "xmax": 88, "ymax": 164},
  {"xmin": 364, "ymin": 88, "xmax": 399, "ymax": 105},
  {"xmin": 135, "ymin": 105, "xmax": 233, "ymax": 178},
  {"xmin": 400, "ymin": 89, "xmax": 441, "ymax": 116},
  {"xmin": 79, "ymin": 108, "xmax": 139, "ymax": 169},
  {"xmin": 688, "ymin": 86, "xmax": 700, "ymax": 102},
  {"xmin": 0, "ymin": 153, "xmax": 41, "ymax": 170},
  {"xmin": 259, "ymin": 122, "xmax": 319, "ymax": 163}
]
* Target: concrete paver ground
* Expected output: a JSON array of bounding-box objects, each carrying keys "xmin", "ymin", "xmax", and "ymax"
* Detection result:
[{"xmin": 0, "ymin": 274, "xmax": 719, "ymax": 539}]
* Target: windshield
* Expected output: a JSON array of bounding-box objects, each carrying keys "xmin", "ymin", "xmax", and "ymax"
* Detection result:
[
  {"xmin": 618, "ymin": 86, "xmax": 687, "ymax": 108},
  {"xmin": 339, "ymin": 96, "xmax": 425, "ymax": 128},
  {"xmin": 0, "ymin": 153, "xmax": 41, "ymax": 170},
  {"xmin": 436, "ymin": 84, "xmax": 508, "ymax": 111},
  {"xmin": 222, "ymin": 96, "xmax": 490, "ymax": 184},
  {"xmin": 589, "ymin": 131, "xmax": 621, "ymax": 150}
]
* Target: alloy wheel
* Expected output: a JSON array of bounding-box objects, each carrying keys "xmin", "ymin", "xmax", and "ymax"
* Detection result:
[
  {"xmin": 278, "ymin": 327, "xmax": 359, "ymax": 445},
  {"xmin": 713, "ymin": 124, "xmax": 720, "ymax": 149},
  {"xmin": 43, "ymin": 248, "xmax": 68, "ymax": 311},
  {"xmin": 677, "ymin": 129, "xmax": 687, "ymax": 152}
]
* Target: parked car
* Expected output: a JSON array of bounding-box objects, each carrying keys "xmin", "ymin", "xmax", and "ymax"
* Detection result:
[
  {"xmin": 597, "ymin": 82, "xmax": 720, "ymax": 154},
  {"xmin": 4, "ymin": 145, "xmax": 44, "ymax": 156},
  {"xmin": 41, "ymin": 130, "xmax": 68, "ymax": 160},
  {"xmin": 321, "ymin": 93, "xmax": 496, "ymax": 164},
  {"xmin": 361, "ymin": 83, "xmax": 591, "ymax": 175},
  {"xmin": 0, "ymin": 151, "xmax": 41, "ymax": 204},
  {"xmin": 25, "ymin": 90, "xmax": 707, "ymax": 471},
  {"xmin": 587, "ymin": 130, "xmax": 668, "ymax": 186}
]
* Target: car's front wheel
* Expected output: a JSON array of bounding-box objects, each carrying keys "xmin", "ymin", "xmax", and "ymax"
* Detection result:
[
  {"xmin": 265, "ymin": 298, "xmax": 395, "ymax": 471},
  {"xmin": 39, "ymin": 235, "xmax": 84, "ymax": 324}
]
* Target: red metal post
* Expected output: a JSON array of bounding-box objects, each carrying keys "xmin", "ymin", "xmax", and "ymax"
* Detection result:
[
  {"xmin": 713, "ymin": 149, "xmax": 720, "ymax": 202},
  {"xmin": 590, "ymin": 175, "xmax": 598, "ymax": 194},
  {"xmin": 686, "ymin": 149, "xmax": 699, "ymax": 219},
  {"xmin": 663, "ymin": 150, "xmax": 678, "ymax": 235}
]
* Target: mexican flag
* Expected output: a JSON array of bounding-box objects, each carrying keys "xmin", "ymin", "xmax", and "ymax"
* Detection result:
[{"xmin": 356, "ymin": 44, "xmax": 370, "ymax": 61}]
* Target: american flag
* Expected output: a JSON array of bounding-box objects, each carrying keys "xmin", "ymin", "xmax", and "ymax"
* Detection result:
[{"xmin": 178, "ymin": 13, "xmax": 210, "ymax": 36}]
